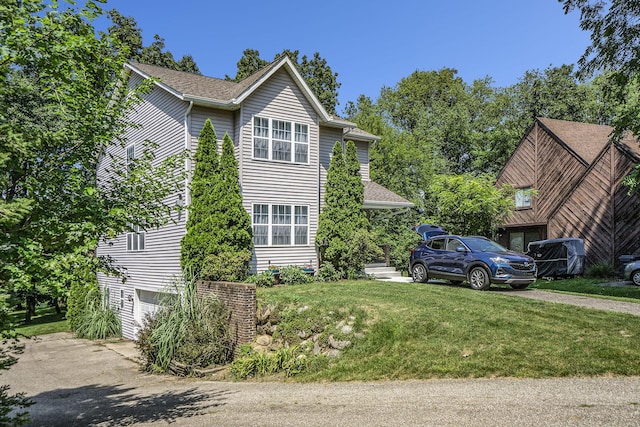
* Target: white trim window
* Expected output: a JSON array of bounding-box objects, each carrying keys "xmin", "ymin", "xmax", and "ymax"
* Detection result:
[
  {"xmin": 253, "ymin": 116, "xmax": 309, "ymax": 164},
  {"xmin": 252, "ymin": 204, "xmax": 309, "ymax": 246},
  {"xmin": 126, "ymin": 143, "xmax": 135, "ymax": 171},
  {"xmin": 126, "ymin": 224, "xmax": 145, "ymax": 251},
  {"xmin": 515, "ymin": 187, "xmax": 532, "ymax": 209}
]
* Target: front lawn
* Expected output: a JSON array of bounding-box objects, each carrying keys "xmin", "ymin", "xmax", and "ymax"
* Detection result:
[
  {"xmin": 257, "ymin": 280, "xmax": 640, "ymax": 381},
  {"xmin": 11, "ymin": 305, "xmax": 70, "ymax": 337}
]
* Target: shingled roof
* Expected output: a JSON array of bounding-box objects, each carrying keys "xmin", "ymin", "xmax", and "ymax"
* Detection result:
[
  {"xmin": 363, "ymin": 181, "xmax": 414, "ymax": 209},
  {"xmin": 538, "ymin": 117, "xmax": 640, "ymax": 164},
  {"xmin": 126, "ymin": 58, "xmax": 355, "ymax": 129},
  {"xmin": 129, "ymin": 61, "xmax": 276, "ymax": 104}
]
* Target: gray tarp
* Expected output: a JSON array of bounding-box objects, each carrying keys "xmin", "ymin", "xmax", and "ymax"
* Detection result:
[{"xmin": 527, "ymin": 238, "xmax": 585, "ymax": 278}]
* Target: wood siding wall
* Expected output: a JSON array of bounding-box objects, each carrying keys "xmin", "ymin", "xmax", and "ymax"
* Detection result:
[
  {"xmin": 548, "ymin": 147, "xmax": 613, "ymax": 265},
  {"xmin": 498, "ymin": 121, "xmax": 640, "ymax": 267},
  {"xmin": 96, "ymin": 76, "xmax": 188, "ymax": 339}
]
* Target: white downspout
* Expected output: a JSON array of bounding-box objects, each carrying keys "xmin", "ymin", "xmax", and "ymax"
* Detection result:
[{"xmin": 184, "ymin": 101, "xmax": 194, "ymax": 222}]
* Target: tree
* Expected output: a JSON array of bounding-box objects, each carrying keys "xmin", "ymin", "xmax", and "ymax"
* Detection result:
[
  {"xmin": 0, "ymin": 0, "xmax": 184, "ymax": 421},
  {"xmin": 561, "ymin": 0, "xmax": 640, "ymax": 192},
  {"xmin": 181, "ymin": 119, "xmax": 220, "ymax": 274},
  {"xmin": 423, "ymin": 174, "xmax": 514, "ymax": 238},
  {"xmin": 106, "ymin": 9, "xmax": 201, "ymax": 74},
  {"xmin": 225, "ymin": 49, "xmax": 269, "ymax": 81},
  {"xmin": 181, "ymin": 121, "xmax": 253, "ymax": 281},
  {"xmin": 1, "ymin": 1, "xmax": 186, "ymax": 319},
  {"xmin": 227, "ymin": 49, "xmax": 341, "ymax": 114},
  {"xmin": 316, "ymin": 141, "xmax": 374, "ymax": 278}
]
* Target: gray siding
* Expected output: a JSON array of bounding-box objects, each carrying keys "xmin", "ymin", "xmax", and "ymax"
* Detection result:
[
  {"xmin": 97, "ymin": 77, "xmax": 188, "ymax": 339},
  {"xmin": 355, "ymin": 140, "xmax": 370, "ymax": 180},
  {"xmin": 239, "ymin": 68, "xmax": 320, "ymax": 271}
]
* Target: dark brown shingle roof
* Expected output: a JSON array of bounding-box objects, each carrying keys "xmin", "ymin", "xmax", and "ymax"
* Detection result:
[{"xmin": 538, "ymin": 117, "xmax": 640, "ymax": 164}]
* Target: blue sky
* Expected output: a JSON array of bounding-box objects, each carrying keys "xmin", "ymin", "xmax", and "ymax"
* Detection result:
[{"xmin": 96, "ymin": 0, "xmax": 591, "ymax": 115}]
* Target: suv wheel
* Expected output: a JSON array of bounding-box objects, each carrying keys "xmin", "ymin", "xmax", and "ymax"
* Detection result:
[
  {"xmin": 412, "ymin": 264, "xmax": 428, "ymax": 283},
  {"xmin": 632, "ymin": 270, "xmax": 640, "ymax": 286},
  {"xmin": 468, "ymin": 267, "xmax": 490, "ymax": 290}
]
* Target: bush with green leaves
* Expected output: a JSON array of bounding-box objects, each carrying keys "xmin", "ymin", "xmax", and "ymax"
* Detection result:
[
  {"xmin": 201, "ymin": 250, "xmax": 252, "ymax": 282},
  {"xmin": 247, "ymin": 271, "xmax": 275, "ymax": 287},
  {"xmin": 278, "ymin": 265, "xmax": 314, "ymax": 285},
  {"xmin": 229, "ymin": 345, "xmax": 307, "ymax": 379},
  {"xmin": 316, "ymin": 141, "xmax": 370, "ymax": 278},
  {"xmin": 74, "ymin": 289, "xmax": 121, "ymax": 340},
  {"xmin": 136, "ymin": 273, "xmax": 233, "ymax": 373},
  {"xmin": 317, "ymin": 262, "xmax": 342, "ymax": 282},
  {"xmin": 585, "ymin": 262, "xmax": 617, "ymax": 279}
]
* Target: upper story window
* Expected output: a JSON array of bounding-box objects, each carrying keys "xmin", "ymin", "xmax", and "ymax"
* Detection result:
[
  {"xmin": 126, "ymin": 224, "xmax": 145, "ymax": 252},
  {"xmin": 252, "ymin": 204, "xmax": 309, "ymax": 246},
  {"xmin": 253, "ymin": 116, "xmax": 309, "ymax": 164},
  {"xmin": 126, "ymin": 143, "xmax": 135, "ymax": 171},
  {"xmin": 515, "ymin": 187, "xmax": 532, "ymax": 209}
]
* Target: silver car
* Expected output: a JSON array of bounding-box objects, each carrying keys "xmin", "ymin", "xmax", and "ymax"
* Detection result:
[{"xmin": 623, "ymin": 260, "xmax": 640, "ymax": 286}]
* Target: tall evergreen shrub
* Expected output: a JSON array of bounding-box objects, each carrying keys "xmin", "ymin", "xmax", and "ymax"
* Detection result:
[
  {"xmin": 181, "ymin": 120, "xmax": 253, "ymax": 281},
  {"xmin": 200, "ymin": 134, "xmax": 253, "ymax": 281},
  {"xmin": 316, "ymin": 141, "xmax": 373, "ymax": 277}
]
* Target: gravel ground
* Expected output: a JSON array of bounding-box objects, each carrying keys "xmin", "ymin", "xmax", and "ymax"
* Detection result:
[
  {"xmin": 492, "ymin": 288, "xmax": 640, "ymax": 316},
  {"xmin": 4, "ymin": 289, "xmax": 640, "ymax": 426}
]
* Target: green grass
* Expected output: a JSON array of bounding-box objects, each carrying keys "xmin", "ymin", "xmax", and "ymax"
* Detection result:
[
  {"xmin": 531, "ymin": 276, "xmax": 640, "ymax": 302},
  {"xmin": 258, "ymin": 280, "xmax": 640, "ymax": 381},
  {"xmin": 11, "ymin": 305, "xmax": 70, "ymax": 337}
]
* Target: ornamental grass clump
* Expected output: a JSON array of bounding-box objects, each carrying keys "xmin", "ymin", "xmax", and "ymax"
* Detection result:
[
  {"xmin": 136, "ymin": 272, "xmax": 233, "ymax": 374},
  {"xmin": 74, "ymin": 288, "xmax": 121, "ymax": 340}
]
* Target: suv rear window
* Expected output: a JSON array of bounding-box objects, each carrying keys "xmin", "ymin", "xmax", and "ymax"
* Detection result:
[{"xmin": 428, "ymin": 238, "xmax": 446, "ymax": 250}]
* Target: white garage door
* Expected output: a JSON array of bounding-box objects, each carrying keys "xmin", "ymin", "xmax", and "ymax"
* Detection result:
[{"xmin": 136, "ymin": 289, "xmax": 162, "ymax": 327}]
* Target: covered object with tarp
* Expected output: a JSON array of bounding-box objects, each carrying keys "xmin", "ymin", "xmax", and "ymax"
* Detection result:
[{"xmin": 526, "ymin": 238, "xmax": 585, "ymax": 278}]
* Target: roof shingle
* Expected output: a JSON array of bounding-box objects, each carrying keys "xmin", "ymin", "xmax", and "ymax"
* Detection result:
[{"xmin": 538, "ymin": 117, "xmax": 640, "ymax": 163}]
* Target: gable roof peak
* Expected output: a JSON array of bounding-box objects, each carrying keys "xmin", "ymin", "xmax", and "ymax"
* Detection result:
[{"xmin": 536, "ymin": 117, "xmax": 640, "ymax": 164}]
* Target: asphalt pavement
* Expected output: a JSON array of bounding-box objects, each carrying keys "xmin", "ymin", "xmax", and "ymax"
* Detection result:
[{"xmin": 3, "ymin": 286, "xmax": 640, "ymax": 426}]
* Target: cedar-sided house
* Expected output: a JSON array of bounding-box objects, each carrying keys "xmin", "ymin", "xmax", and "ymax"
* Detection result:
[
  {"xmin": 496, "ymin": 117, "xmax": 640, "ymax": 268},
  {"xmin": 96, "ymin": 57, "xmax": 412, "ymax": 339}
]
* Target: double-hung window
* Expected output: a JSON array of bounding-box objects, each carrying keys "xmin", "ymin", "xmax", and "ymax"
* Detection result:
[
  {"xmin": 252, "ymin": 204, "xmax": 309, "ymax": 246},
  {"xmin": 126, "ymin": 143, "xmax": 135, "ymax": 172},
  {"xmin": 253, "ymin": 117, "xmax": 309, "ymax": 163},
  {"xmin": 126, "ymin": 224, "xmax": 145, "ymax": 251}
]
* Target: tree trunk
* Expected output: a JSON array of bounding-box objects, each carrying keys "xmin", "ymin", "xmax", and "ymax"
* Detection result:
[{"xmin": 25, "ymin": 295, "xmax": 37, "ymax": 323}]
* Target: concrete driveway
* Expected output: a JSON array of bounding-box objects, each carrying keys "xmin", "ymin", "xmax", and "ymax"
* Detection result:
[{"xmin": 3, "ymin": 332, "xmax": 640, "ymax": 426}]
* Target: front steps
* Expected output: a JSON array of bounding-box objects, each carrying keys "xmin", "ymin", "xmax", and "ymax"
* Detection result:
[{"xmin": 365, "ymin": 263, "xmax": 412, "ymax": 282}]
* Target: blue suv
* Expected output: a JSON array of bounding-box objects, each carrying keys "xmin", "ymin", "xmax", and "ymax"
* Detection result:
[{"xmin": 409, "ymin": 235, "xmax": 537, "ymax": 290}]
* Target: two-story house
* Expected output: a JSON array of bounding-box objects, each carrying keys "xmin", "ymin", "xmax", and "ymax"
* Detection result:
[
  {"xmin": 96, "ymin": 57, "xmax": 412, "ymax": 339},
  {"xmin": 496, "ymin": 117, "xmax": 640, "ymax": 268}
]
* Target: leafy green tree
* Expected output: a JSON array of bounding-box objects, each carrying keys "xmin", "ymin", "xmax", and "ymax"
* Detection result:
[
  {"xmin": 1, "ymin": 1, "xmax": 186, "ymax": 316},
  {"xmin": 181, "ymin": 121, "xmax": 252, "ymax": 280},
  {"xmin": 424, "ymin": 174, "xmax": 514, "ymax": 237},
  {"xmin": 561, "ymin": 0, "xmax": 640, "ymax": 193},
  {"xmin": 106, "ymin": 9, "xmax": 201, "ymax": 74},
  {"xmin": 225, "ymin": 48, "xmax": 269, "ymax": 81},
  {"xmin": 1, "ymin": 1, "xmax": 188, "ymax": 420},
  {"xmin": 227, "ymin": 49, "xmax": 341, "ymax": 114}
]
